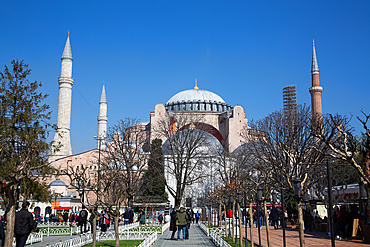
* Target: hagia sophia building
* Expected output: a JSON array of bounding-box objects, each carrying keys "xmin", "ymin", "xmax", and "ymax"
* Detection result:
[{"xmin": 39, "ymin": 33, "xmax": 322, "ymax": 215}]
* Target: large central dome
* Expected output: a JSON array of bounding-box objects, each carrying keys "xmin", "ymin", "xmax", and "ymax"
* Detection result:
[
  {"xmin": 166, "ymin": 89, "xmax": 225, "ymax": 105},
  {"xmin": 165, "ymin": 84, "xmax": 231, "ymax": 113}
]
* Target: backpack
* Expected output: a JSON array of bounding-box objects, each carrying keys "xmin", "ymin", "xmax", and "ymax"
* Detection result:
[
  {"xmin": 80, "ymin": 210, "xmax": 87, "ymax": 220},
  {"xmin": 195, "ymin": 212, "xmax": 199, "ymax": 218}
]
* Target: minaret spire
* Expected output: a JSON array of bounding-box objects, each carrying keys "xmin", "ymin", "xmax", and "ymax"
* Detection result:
[
  {"xmin": 97, "ymin": 82, "xmax": 108, "ymax": 150},
  {"xmin": 311, "ymin": 40, "xmax": 319, "ymax": 74},
  {"xmin": 309, "ymin": 40, "xmax": 323, "ymax": 120},
  {"xmin": 49, "ymin": 32, "xmax": 74, "ymax": 163}
]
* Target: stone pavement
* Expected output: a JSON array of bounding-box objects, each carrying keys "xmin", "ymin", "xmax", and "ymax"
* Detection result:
[
  {"xmin": 241, "ymin": 224, "xmax": 368, "ymax": 247},
  {"xmin": 153, "ymin": 224, "xmax": 216, "ymax": 247}
]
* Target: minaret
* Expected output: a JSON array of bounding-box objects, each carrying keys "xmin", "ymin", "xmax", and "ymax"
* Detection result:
[
  {"xmin": 49, "ymin": 32, "xmax": 74, "ymax": 163},
  {"xmin": 309, "ymin": 40, "xmax": 323, "ymax": 119},
  {"xmin": 97, "ymin": 82, "xmax": 108, "ymax": 150}
]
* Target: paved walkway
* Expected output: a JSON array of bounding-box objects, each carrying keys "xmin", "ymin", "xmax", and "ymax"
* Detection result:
[
  {"xmin": 153, "ymin": 224, "xmax": 216, "ymax": 247},
  {"xmin": 240, "ymin": 224, "xmax": 368, "ymax": 247}
]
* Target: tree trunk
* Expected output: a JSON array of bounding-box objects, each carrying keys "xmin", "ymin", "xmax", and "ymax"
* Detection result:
[
  {"xmin": 249, "ymin": 202, "xmax": 254, "ymax": 247},
  {"xmin": 264, "ymin": 200, "xmax": 271, "ymax": 247},
  {"xmin": 232, "ymin": 201, "xmax": 235, "ymax": 243},
  {"xmin": 224, "ymin": 204, "xmax": 228, "ymax": 238},
  {"xmin": 4, "ymin": 186, "xmax": 16, "ymax": 247},
  {"xmin": 4, "ymin": 204, "xmax": 15, "ymax": 247},
  {"xmin": 297, "ymin": 201, "xmax": 305, "ymax": 247},
  {"xmin": 114, "ymin": 215, "xmax": 119, "ymax": 247},
  {"xmin": 219, "ymin": 203, "xmax": 222, "ymax": 227},
  {"xmin": 92, "ymin": 215, "xmax": 97, "ymax": 247}
]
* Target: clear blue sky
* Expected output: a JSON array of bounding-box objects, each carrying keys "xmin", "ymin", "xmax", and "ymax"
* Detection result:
[{"xmin": 1, "ymin": 1, "xmax": 370, "ymax": 154}]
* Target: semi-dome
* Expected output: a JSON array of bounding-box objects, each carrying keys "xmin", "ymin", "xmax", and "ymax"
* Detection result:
[
  {"xmin": 165, "ymin": 84, "xmax": 232, "ymax": 113},
  {"xmin": 49, "ymin": 179, "xmax": 68, "ymax": 187}
]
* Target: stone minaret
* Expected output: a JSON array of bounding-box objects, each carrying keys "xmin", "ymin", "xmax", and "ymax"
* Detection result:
[
  {"xmin": 309, "ymin": 40, "xmax": 323, "ymax": 119},
  {"xmin": 49, "ymin": 33, "xmax": 74, "ymax": 162},
  {"xmin": 97, "ymin": 83, "xmax": 107, "ymax": 150}
]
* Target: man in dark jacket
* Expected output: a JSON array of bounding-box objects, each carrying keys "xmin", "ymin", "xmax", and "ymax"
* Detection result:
[
  {"xmin": 170, "ymin": 209, "xmax": 177, "ymax": 240},
  {"xmin": 185, "ymin": 209, "xmax": 192, "ymax": 239},
  {"xmin": 79, "ymin": 206, "xmax": 88, "ymax": 234},
  {"xmin": 176, "ymin": 207, "xmax": 188, "ymax": 240},
  {"xmin": 270, "ymin": 205, "xmax": 279, "ymax": 229},
  {"xmin": 15, "ymin": 201, "xmax": 35, "ymax": 247}
]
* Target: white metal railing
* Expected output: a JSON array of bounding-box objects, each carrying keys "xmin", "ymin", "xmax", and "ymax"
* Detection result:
[
  {"xmin": 12, "ymin": 232, "xmax": 43, "ymax": 247},
  {"xmin": 161, "ymin": 222, "xmax": 170, "ymax": 234},
  {"xmin": 118, "ymin": 222, "xmax": 139, "ymax": 233},
  {"xmin": 199, "ymin": 222, "xmax": 209, "ymax": 236},
  {"xmin": 38, "ymin": 222, "xmax": 73, "ymax": 227},
  {"xmin": 47, "ymin": 228, "xmax": 159, "ymax": 247},
  {"xmin": 209, "ymin": 228, "xmax": 232, "ymax": 247},
  {"xmin": 39, "ymin": 226, "xmax": 79, "ymax": 236},
  {"xmin": 137, "ymin": 232, "xmax": 157, "ymax": 247}
]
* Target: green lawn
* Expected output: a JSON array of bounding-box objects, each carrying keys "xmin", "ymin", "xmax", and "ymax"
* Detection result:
[
  {"xmin": 84, "ymin": 240, "xmax": 142, "ymax": 247},
  {"xmin": 223, "ymin": 236, "xmax": 250, "ymax": 247}
]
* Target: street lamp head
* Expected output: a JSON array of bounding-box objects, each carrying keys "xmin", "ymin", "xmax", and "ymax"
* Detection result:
[
  {"xmin": 229, "ymin": 194, "xmax": 234, "ymax": 204},
  {"xmin": 293, "ymin": 177, "xmax": 302, "ymax": 200},
  {"xmin": 237, "ymin": 191, "xmax": 242, "ymax": 204},
  {"xmin": 302, "ymin": 192, "xmax": 310, "ymax": 202},
  {"xmin": 360, "ymin": 183, "xmax": 368, "ymax": 200},
  {"xmin": 271, "ymin": 190, "xmax": 277, "ymax": 203},
  {"xmin": 257, "ymin": 186, "xmax": 263, "ymax": 202}
]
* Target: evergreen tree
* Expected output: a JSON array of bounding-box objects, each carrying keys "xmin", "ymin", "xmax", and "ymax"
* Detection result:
[
  {"xmin": 0, "ymin": 60, "xmax": 53, "ymax": 247},
  {"xmin": 143, "ymin": 138, "xmax": 167, "ymax": 199}
]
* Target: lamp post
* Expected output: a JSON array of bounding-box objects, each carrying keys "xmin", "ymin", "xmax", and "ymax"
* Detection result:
[
  {"xmin": 243, "ymin": 192, "xmax": 248, "ymax": 244},
  {"xmin": 257, "ymin": 186, "xmax": 263, "ymax": 247},
  {"xmin": 293, "ymin": 177, "xmax": 305, "ymax": 247},
  {"xmin": 229, "ymin": 193, "xmax": 234, "ymax": 239},
  {"xmin": 224, "ymin": 196, "xmax": 228, "ymax": 238},
  {"xmin": 94, "ymin": 136, "xmax": 103, "ymax": 205},
  {"xmin": 237, "ymin": 191, "xmax": 242, "ymax": 247}
]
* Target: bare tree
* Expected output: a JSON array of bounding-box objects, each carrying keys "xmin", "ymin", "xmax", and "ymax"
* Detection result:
[
  {"xmin": 242, "ymin": 105, "xmax": 328, "ymax": 247},
  {"xmin": 99, "ymin": 118, "xmax": 148, "ymax": 247},
  {"xmin": 154, "ymin": 113, "xmax": 215, "ymax": 207},
  {"xmin": 313, "ymin": 111, "xmax": 370, "ymax": 205},
  {"xmin": 64, "ymin": 163, "xmax": 100, "ymax": 247}
]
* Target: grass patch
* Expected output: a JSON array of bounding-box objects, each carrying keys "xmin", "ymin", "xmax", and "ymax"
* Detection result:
[
  {"xmin": 84, "ymin": 240, "xmax": 142, "ymax": 247},
  {"xmin": 223, "ymin": 237, "xmax": 250, "ymax": 247}
]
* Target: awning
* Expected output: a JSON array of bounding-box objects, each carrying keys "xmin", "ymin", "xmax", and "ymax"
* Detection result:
[{"xmin": 54, "ymin": 207, "xmax": 72, "ymax": 210}]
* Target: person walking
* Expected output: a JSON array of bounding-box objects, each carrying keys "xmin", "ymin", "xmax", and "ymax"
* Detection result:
[
  {"xmin": 0, "ymin": 214, "xmax": 5, "ymax": 247},
  {"xmin": 270, "ymin": 205, "xmax": 279, "ymax": 229},
  {"xmin": 63, "ymin": 210, "xmax": 69, "ymax": 224},
  {"xmin": 304, "ymin": 209, "xmax": 313, "ymax": 232},
  {"xmin": 78, "ymin": 207, "xmax": 88, "ymax": 234},
  {"xmin": 195, "ymin": 211, "xmax": 200, "ymax": 224},
  {"xmin": 100, "ymin": 210, "xmax": 109, "ymax": 235},
  {"xmin": 123, "ymin": 208, "xmax": 130, "ymax": 225},
  {"xmin": 176, "ymin": 207, "xmax": 188, "ymax": 240},
  {"xmin": 185, "ymin": 209, "xmax": 192, "ymax": 239},
  {"xmin": 158, "ymin": 213, "xmax": 163, "ymax": 225},
  {"xmin": 170, "ymin": 208, "xmax": 178, "ymax": 240},
  {"xmin": 14, "ymin": 201, "xmax": 36, "ymax": 247},
  {"xmin": 129, "ymin": 208, "xmax": 134, "ymax": 224}
]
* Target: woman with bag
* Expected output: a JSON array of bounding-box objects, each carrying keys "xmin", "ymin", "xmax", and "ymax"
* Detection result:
[{"xmin": 100, "ymin": 210, "xmax": 109, "ymax": 234}]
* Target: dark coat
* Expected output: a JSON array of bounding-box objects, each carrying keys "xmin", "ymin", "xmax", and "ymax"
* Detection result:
[
  {"xmin": 270, "ymin": 207, "xmax": 279, "ymax": 221},
  {"xmin": 15, "ymin": 209, "xmax": 34, "ymax": 236},
  {"xmin": 170, "ymin": 210, "xmax": 177, "ymax": 231}
]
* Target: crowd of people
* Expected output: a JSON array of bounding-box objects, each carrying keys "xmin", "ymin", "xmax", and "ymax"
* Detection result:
[{"xmin": 169, "ymin": 207, "xmax": 199, "ymax": 241}]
